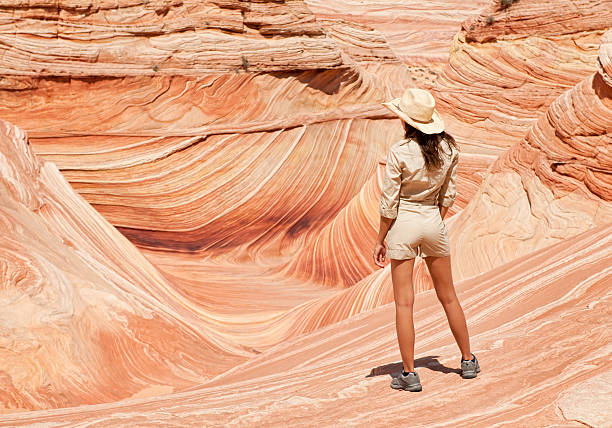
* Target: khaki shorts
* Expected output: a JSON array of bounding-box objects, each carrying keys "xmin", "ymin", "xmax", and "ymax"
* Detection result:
[{"xmin": 385, "ymin": 201, "xmax": 450, "ymax": 260}]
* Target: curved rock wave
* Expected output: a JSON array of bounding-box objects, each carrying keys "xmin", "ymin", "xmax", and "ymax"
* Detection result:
[
  {"xmin": 1, "ymin": 221, "xmax": 609, "ymax": 425},
  {"xmin": 449, "ymin": 29, "xmax": 612, "ymax": 281},
  {"xmin": 0, "ymin": 121, "xmax": 250, "ymax": 412},
  {"xmin": 0, "ymin": 0, "xmax": 610, "ymax": 421}
]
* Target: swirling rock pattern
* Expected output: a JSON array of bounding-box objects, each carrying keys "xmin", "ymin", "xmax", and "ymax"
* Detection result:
[
  {"xmin": 1, "ymin": 221, "xmax": 610, "ymax": 425},
  {"xmin": 0, "ymin": 0, "xmax": 611, "ymax": 425},
  {"xmin": 0, "ymin": 120, "xmax": 251, "ymax": 411},
  {"xmin": 0, "ymin": 0, "xmax": 440, "ymax": 412},
  {"xmin": 449, "ymin": 29, "xmax": 612, "ymax": 281}
]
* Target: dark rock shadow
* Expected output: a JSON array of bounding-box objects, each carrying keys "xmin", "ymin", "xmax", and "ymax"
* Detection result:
[{"xmin": 268, "ymin": 67, "xmax": 357, "ymax": 96}]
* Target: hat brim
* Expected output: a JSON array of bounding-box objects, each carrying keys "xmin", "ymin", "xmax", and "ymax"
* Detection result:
[{"xmin": 382, "ymin": 99, "xmax": 445, "ymax": 134}]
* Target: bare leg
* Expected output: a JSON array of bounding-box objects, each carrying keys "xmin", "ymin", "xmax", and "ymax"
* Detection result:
[
  {"xmin": 424, "ymin": 255, "xmax": 472, "ymax": 360},
  {"xmin": 391, "ymin": 257, "xmax": 417, "ymax": 372}
]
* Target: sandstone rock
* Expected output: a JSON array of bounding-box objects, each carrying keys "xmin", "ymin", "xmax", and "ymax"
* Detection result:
[
  {"xmin": 0, "ymin": 120, "xmax": 247, "ymax": 411},
  {"xmin": 463, "ymin": 0, "xmax": 612, "ymax": 43},
  {"xmin": 305, "ymin": 0, "xmax": 490, "ymax": 65},
  {"xmin": 0, "ymin": 221, "xmax": 609, "ymax": 425},
  {"xmin": 598, "ymin": 29, "xmax": 612, "ymax": 87},
  {"xmin": 0, "ymin": 0, "xmax": 611, "ymax": 423},
  {"xmin": 557, "ymin": 370, "xmax": 612, "ymax": 428},
  {"xmin": 0, "ymin": 0, "xmax": 345, "ymax": 74},
  {"xmin": 449, "ymin": 29, "xmax": 612, "ymax": 280}
]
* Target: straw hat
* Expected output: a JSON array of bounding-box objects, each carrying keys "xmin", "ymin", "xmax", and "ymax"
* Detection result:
[{"xmin": 381, "ymin": 88, "xmax": 445, "ymax": 134}]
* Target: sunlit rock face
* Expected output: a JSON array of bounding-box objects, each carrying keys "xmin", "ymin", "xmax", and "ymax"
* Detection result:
[
  {"xmin": 1, "ymin": 220, "xmax": 610, "ymax": 425},
  {"xmin": 0, "ymin": 0, "xmax": 343, "ymax": 74},
  {"xmin": 0, "ymin": 0, "xmax": 403, "ymax": 287},
  {"xmin": 0, "ymin": 120, "xmax": 252, "ymax": 411},
  {"xmin": 450, "ymin": 29, "xmax": 612, "ymax": 281},
  {"xmin": 0, "ymin": 0, "xmax": 611, "ymax": 424},
  {"xmin": 1, "ymin": 0, "xmax": 460, "ymax": 295},
  {"xmin": 430, "ymin": 0, "xmax": 611, "ymax": 157}
]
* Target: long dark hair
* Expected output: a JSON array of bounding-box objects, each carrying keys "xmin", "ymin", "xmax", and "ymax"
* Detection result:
[{"xmin": 403, "ymin": 121, "xmax": 457, "ymax": 172}]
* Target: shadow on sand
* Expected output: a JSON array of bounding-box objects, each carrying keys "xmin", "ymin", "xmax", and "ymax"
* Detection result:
[{"xmin": 366, "ymin": 355, "xmax": 462, "ymax": 378}]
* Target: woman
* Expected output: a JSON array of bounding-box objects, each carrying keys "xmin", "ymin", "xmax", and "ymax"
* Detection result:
[{"xmin": 373, "ymin": 88, "xmax": 480, "ymax": 392}]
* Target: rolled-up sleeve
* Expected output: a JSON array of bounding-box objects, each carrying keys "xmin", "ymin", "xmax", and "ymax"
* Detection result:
[
  {"xmin": 379, "ymin": 149, "xmax": 402, "ymax": 219},
  {"xmin": 438, "ymin": 152, "xmax": 459, "ymax": 208}
]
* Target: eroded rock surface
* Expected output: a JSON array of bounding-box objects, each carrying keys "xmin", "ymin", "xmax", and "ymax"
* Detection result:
[
  {"xmin": 450, "ymin": 29, "xmax": 612, "ymax": 280},
  {"xmin": 0, "ymin": 120, "xmax": 249, "ymax": 411},
  {"xmin": 0, "ymin": 0, "xmax": 610, "ymax": 424}
]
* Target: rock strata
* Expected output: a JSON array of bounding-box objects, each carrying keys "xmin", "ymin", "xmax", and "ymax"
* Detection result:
[
  {"xmin": 0, "ymin": 0, "xmax": 611, "ymax": 423},
  {"xmin": 0, "ymin": 0, "xmax": 345, "ymax": 74},
  {"xmin": 449, "ymin": 29, "xmax": 612, "ymax": 280},
  {"xmin": 0, "ymin": 120, "xmax": 248, "ymax": 411}
]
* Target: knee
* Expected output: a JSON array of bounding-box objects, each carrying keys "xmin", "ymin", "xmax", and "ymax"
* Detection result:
[
  {"xmin": 394, "ymin": 297, "xmax": 415, "ymax": 308},
  {"xmin": 436, "ymin": 293, "xmax": 458, "ymax": 307}
]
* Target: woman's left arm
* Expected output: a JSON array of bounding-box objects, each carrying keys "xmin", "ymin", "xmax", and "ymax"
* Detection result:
[
  {"xmin": 376, "ymin": 216, "xmax": 394, "ymax": 246},
  {"xmin": 374, "ymin": 149, "xmax": 402, "ymax": 267},
  {"xmin": 374, "ymin": 216, "xmax": 394, "ymax": 267},
  {"xmin": 379, "ymin": 149, "xmax": 402, "ymax": 219}
]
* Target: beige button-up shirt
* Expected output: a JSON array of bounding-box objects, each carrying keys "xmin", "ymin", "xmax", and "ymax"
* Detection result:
[{"xmin": 379, "ymin": 136, "xmax": 459, "ymax": 219}]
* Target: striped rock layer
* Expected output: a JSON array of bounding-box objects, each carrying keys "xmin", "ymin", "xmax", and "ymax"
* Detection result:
[
  {"xmin": 0, "ymin": 0, "xmax": 610, "ymax": 425},
  {"xmin": 449, "ymin": 28, "xmax": 612, "ymax": 280}
]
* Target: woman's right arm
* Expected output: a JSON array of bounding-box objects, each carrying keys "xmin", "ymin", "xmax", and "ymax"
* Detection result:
[
  {"xmin": 437, "ymin": 151, "xmax": 459, "ymax": 218},
  {"xmin": 439, "ymin": 205, "xmax": 449, "ymax": 219}
]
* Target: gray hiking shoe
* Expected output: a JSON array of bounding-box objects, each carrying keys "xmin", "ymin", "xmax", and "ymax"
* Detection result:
[
  {"xmin": 461, "ymin": 353, "xmax": 481, "ymax": 379},
  {"xmin": 390, "ymin": 370, "xmax": 422, "ymax": 392}
]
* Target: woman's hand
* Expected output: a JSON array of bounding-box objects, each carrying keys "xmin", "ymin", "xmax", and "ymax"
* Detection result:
[
  {"xmin": 375, "ymin": 216, "xmax": 393, "ymax": 267},
  {"xmin": 373, "ymin": 242, "xmax": 387, "ymax": 267},
  {"xmin": 438, "ymin": 204, "xmax": 449, "ymax": 220}
]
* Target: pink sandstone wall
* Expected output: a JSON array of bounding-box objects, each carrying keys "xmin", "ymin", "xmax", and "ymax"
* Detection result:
[{"xmin": 0, "ymin": 0, "xmax": 610, "ymax": 425}]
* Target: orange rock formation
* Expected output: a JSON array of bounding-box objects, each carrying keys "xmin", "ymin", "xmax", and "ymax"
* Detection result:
[
  {"xmin": 0, "ymin": 0, "xmax": 610, "ymax": 425},
  {"xmin": 449, "ymin": 26, "xmax": 612, "ymax": 280}
]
